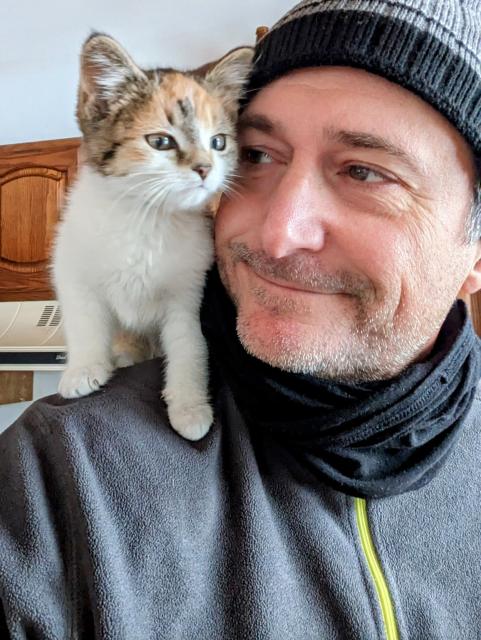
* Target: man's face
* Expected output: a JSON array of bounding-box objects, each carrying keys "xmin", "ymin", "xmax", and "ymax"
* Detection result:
[{"xmin": 215, "ymin": 67, "xmax": 479, "ymax": 381}]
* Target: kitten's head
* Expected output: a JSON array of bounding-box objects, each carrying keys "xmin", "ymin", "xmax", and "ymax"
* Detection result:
[{"xmin": 77, "ymin": 33, "xmax": 253, "ymax": 211}]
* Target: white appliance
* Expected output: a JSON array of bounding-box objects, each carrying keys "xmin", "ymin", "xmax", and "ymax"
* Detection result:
[{"xmin": 0, "ymin": 301, "xmax": 66, "ymax": 371}]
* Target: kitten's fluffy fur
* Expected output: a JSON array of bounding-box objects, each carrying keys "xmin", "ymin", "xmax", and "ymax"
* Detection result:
[{"xmin": 53, "ymin": 34, "xmax": 252, "ymax": 440}]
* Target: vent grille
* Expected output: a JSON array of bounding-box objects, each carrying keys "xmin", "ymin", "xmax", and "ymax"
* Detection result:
[
  {"xmin": 37, "ymin": 305, "xmax": 55, "ymax": 327},
  {"xmin": 50, "ymin": 306, "xmax": 62, "ymax": 327}
]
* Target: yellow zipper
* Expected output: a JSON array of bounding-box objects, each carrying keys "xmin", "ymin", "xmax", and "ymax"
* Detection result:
[{"xmin": 354, "ymin": 497, "xmax": 400, "ymax": 640}]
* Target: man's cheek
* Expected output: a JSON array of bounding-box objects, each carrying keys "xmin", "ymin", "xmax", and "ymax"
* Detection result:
[
  {"xmin": 214, "ymin": 201, "xmax": 234, "ymax": 246},
  {"xmin": 217, "ymin": 192, "xmax": 261, "ymax": 239}
]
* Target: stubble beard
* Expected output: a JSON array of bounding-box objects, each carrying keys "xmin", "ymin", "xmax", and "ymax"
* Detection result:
[
  {"xmin": 217, "ymin": 242, "xmax": 446, "ymax": 383},
  {"xmin": 235, "ymin": 290, "xmax": 432, "ymax": 382}
]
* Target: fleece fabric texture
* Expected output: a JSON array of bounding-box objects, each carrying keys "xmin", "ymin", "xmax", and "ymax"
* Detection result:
[{"xmin": 0, "ymin": 360, "xmax": 480, "ymax": 639}]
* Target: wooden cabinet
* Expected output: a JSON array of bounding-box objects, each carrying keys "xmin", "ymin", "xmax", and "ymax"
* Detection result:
[{"xmin": 0, "ymin": 138, "xmax": 81, "ymax": 302}]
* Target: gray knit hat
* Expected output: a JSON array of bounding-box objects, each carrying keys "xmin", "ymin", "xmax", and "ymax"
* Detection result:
[{"xmin": 247, "ymin": 0, "xmax": 481, "ymax": 162}]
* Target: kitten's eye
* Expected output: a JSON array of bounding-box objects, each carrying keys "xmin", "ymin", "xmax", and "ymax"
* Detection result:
[
  {"xmin": 145, "ymin": 133, "xmax": 177, "ymax": 151},
  {"xmin": 211, "ymin": 134, "xmax": 227, "ymax": 151}
]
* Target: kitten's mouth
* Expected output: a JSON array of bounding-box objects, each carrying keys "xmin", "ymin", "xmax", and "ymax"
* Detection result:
[
  {"xmin": 195, "ymin": 183, "xmax": 215, "ymax": 194},
  {"xmin": 176, "ymin": 185, "xmax": 215, "ymax": 208},
  {"xmin": 179, "ymin": 184, "xmax": 209, "ymax": 193}
]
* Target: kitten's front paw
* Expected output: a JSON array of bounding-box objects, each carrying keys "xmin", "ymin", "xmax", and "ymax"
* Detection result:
[
  {"xmin": 58, "ymin": 363, "xmax": 113, "ymax": 398},
  {"xmin": 166, "ymin": 400, "xmax": 213, "ymax": 441}
]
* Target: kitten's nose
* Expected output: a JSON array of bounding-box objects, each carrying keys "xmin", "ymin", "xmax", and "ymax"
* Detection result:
[{"xmin": 192, "ymin": 164, "xmax": 212, "ymax": 180}]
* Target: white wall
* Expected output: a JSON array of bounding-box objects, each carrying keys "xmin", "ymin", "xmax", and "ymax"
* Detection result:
[{"xmin": 0, "ymin": 0, "xmax": 294, "ymax": 145}]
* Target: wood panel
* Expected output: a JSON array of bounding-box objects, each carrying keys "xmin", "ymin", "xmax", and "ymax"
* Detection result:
[
  {"xmin": 0, "ymin": 372, "xmax": 33, "ymax": 405},
  {"xmin": 256, "ymin": 26, "xmax": 269, "ymax": 42},
  {"xmin": 0, "ymin": 137, "xmax": 81, "ymax": 301},
  {"xmin": 469, "ymin": 290, "xmax": 481, "ymax": 337}
]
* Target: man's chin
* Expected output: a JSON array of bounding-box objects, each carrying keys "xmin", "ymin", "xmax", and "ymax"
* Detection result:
[
  {"xmin": 234, "ymin": 306, "xmax": 412, "ymax": 382},
  {"xmin": 236, "ymin": 309, "xmax": 328, "ymax": 374}
]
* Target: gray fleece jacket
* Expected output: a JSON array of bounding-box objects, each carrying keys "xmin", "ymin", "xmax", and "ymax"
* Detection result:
[{"xmin": 0, "ymin": 358, "xmax": 479, "ymax": 639}]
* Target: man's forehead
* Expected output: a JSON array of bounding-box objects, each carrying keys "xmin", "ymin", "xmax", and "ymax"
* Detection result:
[
  {"xmin": 257, "ymin": 65, "xmax": 408, "ymax": 96},
  {"xmin": 238, "ymin": 67, "xmax": 413, "ymax": 138},
  {"xmin": 242, "ymin": 65, "xmax": 446, "ymax": 127}
]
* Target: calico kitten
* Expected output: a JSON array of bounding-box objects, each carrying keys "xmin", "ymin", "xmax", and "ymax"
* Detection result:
[{"xmin": 53, "ymin": 34, "xmax": 253, "ymax": 440}]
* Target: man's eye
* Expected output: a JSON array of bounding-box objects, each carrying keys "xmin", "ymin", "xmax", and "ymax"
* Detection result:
[
  {"xmin": 241, "ymin": 147, "xmax": 273, "ymax": 165},
  {"xmin": 145, "ymin": 133, "xmax": 177, "ymax": 151},
  {"xmin": 346, "ymin": 165, "xmax": 386, "ymax": 183}
]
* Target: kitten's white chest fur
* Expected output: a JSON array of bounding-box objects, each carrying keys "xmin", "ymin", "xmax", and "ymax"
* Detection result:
[
  {"xmin": 55, "ymin": 166, "xmax": 213, "ymax": 334},
  {"xmin": 53, "ymin": 165, "xmax": 215, "ymax": 440}
]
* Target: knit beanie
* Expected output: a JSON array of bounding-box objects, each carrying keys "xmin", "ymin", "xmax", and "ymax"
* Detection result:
[{"xmin": 247, "ymin": 0, "xmax": 481, "ymax": 163}]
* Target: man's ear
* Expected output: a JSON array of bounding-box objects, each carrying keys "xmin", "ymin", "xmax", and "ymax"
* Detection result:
[{"xmin": 459, "ymin": 242, "xmax": 481, "ymax": 295}]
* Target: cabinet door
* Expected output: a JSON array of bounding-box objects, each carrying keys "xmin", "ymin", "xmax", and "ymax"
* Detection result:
[{"xmin": 0, "ymin": 138, "xmax": 81, "ymax": 301}]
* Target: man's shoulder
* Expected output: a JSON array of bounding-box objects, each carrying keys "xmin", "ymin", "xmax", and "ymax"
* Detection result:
[
  {"xmin": 471, "ymin": 378, "xmax": 481, "ymax": 418},
  {"xmin": 0, "ymin": 359, "xmax": 224, "ymax": 628},
  {"xmin": 1, "ymin": 358, "xmax": 210, "ymax": 475},
  {"xmin": 4, "ymin": 358, "xmax": 163, "ymax": 433}
]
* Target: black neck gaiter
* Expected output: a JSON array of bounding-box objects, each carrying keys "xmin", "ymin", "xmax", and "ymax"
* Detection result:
[{"xmin": 201, "ymin": 266, "xmax": 481, "ymax": 499}]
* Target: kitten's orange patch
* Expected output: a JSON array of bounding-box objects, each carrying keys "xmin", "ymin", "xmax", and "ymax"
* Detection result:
[
  {"xmin": 102, "ymin": 72, "xmax": 234, "ymax": 175},
  {"xmin": 119, "ymin": 144, "xmax": 151, "ymax": 165},
  {"xmin": 132, "ymin": 73, "xmax": 227, "ymax": 138}
]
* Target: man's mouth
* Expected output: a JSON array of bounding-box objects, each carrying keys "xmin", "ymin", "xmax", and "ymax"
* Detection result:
[
  {"xmin": 229, "ymin": 242, "xmax": 373, "ymax": 300},
  {"xmin": 248, "ymin": 264, "xmax": 346, "ymax": 296}
]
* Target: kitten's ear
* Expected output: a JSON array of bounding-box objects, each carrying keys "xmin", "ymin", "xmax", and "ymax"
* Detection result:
[
  {"xmin": 205, "ymin": 47, "xmax": 254, "ymax": 112},
  {"xmin": 78, "ymin": 33, "xmax": 147, "ymax": 116}
]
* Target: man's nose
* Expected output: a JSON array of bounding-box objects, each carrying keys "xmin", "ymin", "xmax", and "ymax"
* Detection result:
[{"xmin": 259, "ymin": 165, "xmax": 329, "ymax": 259}]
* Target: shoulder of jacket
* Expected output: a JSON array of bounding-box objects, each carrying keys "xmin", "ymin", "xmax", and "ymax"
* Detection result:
[{"xmin": 0, "ymin": 358, "xmax": 170, "ymax": 454}]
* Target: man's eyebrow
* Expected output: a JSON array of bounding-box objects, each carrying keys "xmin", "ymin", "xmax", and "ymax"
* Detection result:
[
  {"xmin": 237, "ymin": 113, "xmax": 285, "ymax": 137},
  {"xmin": 237, "ymin": 118, "xmax": 425, "ymax": 175},
  {"xmin": 327, "ymin": 127, "xmax": 424, "ymax": 174}
]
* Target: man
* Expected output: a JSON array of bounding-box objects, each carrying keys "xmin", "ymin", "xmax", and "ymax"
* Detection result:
[{"xmin": 1, "ymin": 0, "xmax": 480, "ymax": 638}]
